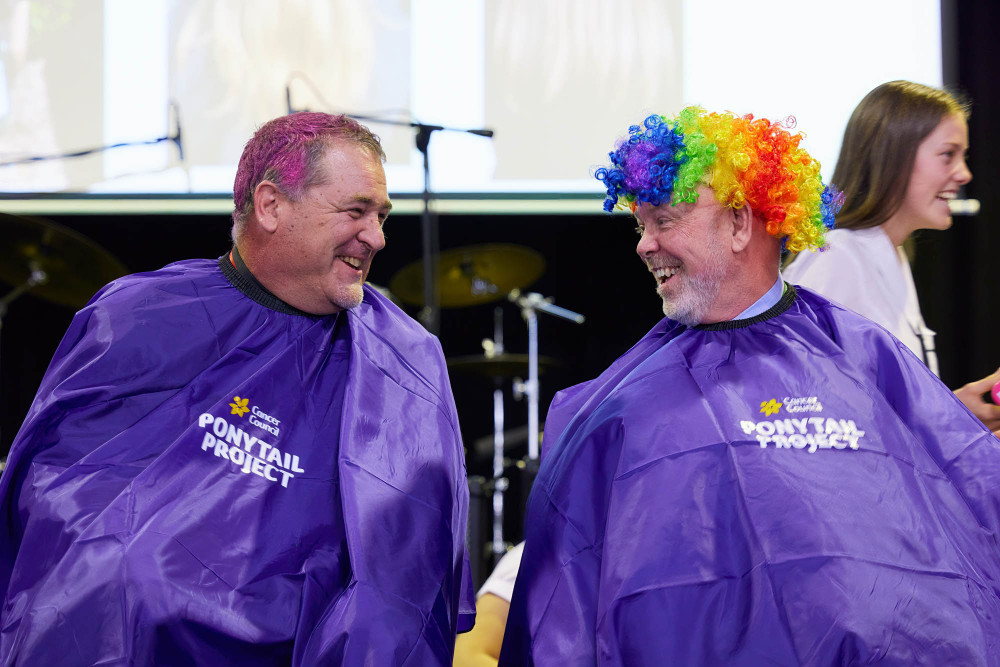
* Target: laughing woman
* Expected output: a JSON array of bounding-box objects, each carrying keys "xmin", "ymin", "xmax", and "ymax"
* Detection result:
[{"xmin": 783, "ymin": 80, "xmax": 1000, "ymax": 434}]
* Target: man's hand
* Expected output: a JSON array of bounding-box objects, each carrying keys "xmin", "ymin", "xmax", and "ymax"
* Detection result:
[{"xmin": 954, "ymin": 367, "xmax": 1000, "ymax": 436}]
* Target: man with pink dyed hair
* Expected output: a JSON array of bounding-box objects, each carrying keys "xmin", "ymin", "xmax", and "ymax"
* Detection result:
[{"xmin": 0, "ymin": 112, "xmax": 475, "ymax": 665}]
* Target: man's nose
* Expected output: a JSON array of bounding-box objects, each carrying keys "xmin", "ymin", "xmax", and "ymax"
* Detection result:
[
  {"xmin": 636, "ymin": 229, "xmax": 656, "ymax": 257},
  {"xmin": 360, "ymin": 217, "xmax": 386, "ymax": 253}
]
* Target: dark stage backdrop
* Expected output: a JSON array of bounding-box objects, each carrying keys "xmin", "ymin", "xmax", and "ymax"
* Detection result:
[
  {"xmin": 0, "ymin": 209, "xmax": 663, "ymax": 478},
  {"xmin": 916, "ymin": 0, "xmax": 1000, "ymax": 392}
]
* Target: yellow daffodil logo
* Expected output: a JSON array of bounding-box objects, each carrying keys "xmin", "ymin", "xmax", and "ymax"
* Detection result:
[
  {"xmin": 229, "ymin": 396, "xmax": 250, "ymax": 417},
  {"xmin": 759, "ymin": 399, "xmax": 782, "ymax": 417}
]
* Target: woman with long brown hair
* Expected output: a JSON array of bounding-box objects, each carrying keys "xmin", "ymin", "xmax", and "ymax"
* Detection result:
[{"xmin": 784, "ymin": 80, "xmax": 1000, "ymax": 433}]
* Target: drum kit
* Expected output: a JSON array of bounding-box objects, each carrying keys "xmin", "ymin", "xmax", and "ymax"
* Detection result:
[{"xmin": 388, "ymin": 242, "xmax": 586, "ymax": 581}]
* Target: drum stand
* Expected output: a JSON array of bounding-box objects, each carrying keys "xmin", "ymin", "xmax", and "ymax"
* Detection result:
[
  {"xmin": 484, "ymin": 291, "xmax": 584, "ymax": 563},
  {"xmin": 484, "ymin": 307, "xmax": 509, "ymax": 561}
]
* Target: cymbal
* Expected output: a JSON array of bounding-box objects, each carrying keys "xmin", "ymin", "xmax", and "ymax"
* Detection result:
[
  {"xmin": 0, "ymin": 213, "xmax": 128, "ymax": 308},
  {"xmin": 471, "ymin": 424, "xmax": 545, "ymax": 454},
  {"xmin": 447, "ymin": 353, "xmax": 559, "ymax": 378},
  {"xmin": 390, "ymin": 243, "xmax": 544, "ymax": 307}
]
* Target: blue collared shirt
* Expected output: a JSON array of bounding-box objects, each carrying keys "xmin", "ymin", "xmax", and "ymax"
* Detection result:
[{"xmin": 733, "ymin": 276, "xmax": 784, "ymax": 320}]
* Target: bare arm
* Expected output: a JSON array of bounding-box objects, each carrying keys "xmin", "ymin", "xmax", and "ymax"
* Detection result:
[{"xmin": 453, "ymin": 593, "xmax": 510, "ymax": 667}]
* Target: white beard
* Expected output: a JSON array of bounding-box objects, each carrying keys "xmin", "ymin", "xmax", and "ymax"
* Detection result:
[{"xmin": 659, "ymin": 244, "xmax": 727, "ymax": 326}]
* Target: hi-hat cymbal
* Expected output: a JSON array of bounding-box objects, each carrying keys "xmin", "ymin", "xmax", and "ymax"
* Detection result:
[
  {"xmin": 390, "ymin": 243, "xmax": 544, "ymax": 307},
  {"xmin": 0, "ymin": 213, "xmax": 129, "ymax": 308},
  {"xmin": 447, "ymin": 353, "xmax": 559, "ymax": 378}
]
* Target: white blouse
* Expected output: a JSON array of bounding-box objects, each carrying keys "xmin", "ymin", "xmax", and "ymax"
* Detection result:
[
  {"xmin": 477, "ymin": 541, "xmax": 524, "ymax": 602},
  {"xmin": 783, "ymin": 226, "xmax": 939, "ymax": 376}
]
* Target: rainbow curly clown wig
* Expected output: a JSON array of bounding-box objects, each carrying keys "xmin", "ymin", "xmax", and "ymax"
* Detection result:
[{"xmin": 595, "ymin": 107, "xmax": 843, "ymax": 253}]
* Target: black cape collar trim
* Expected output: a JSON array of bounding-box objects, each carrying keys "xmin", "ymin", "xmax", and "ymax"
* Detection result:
[
  {"xmin": 694, "ymin": 283, "xmax": 797, "ymax": 331},
  {"xmin": 218, "ymin": 246, "xmax": 318, "ymax": 318}
]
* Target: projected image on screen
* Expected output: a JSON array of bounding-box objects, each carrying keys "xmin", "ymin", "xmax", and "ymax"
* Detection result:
[
  {"xmin": 0, "ymin": 0, "xmax": 99, "ymax": 192},
  {"xmin": 168, "ymin": 0, "xmax": 412, "ymax": 191},
  {"xmin": 0, "ymin": 0, "xmax": 412, "ymax": 194},
  {"xmin": 0, "ymin": 0, "xmax": 944, "ymax": 197},
  {"xmin": 485, "ymin": 1, "xmax": 682, "ymax": 186}
]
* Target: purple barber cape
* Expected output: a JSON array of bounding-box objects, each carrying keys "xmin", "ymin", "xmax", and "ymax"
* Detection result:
[
  {"xmin": 0, "ymin": 257, "xmax": 475, "ymax": 665},
  {"xmin": 500, "ymin": 285, "xmax": 1000, "ymax": 666}
]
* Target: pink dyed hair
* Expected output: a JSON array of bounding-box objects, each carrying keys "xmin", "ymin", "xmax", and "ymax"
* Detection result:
[{"xmin": 232, "ymin": 112, "xmax": 385, "ymax": 227}]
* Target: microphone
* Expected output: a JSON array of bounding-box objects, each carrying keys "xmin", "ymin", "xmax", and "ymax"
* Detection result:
[
  {"xmin": 286, "ymin": 85, "xmax": 293, "ymax": 115},
  {"xmin": 948, "ymin": 198, "xmax": 980, "ymax": 216},
  {"xmin": 170, "ymin": 102, "xmax": 184, "ymax": 162}
]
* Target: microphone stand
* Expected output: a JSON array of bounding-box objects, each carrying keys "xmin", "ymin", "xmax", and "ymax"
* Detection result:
[{"xmin": 509, "ymin": 290, "xmax": 586, "ymax": 460}]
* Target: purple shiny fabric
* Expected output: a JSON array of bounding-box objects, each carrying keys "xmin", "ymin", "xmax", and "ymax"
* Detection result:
[
  {"xmin": 0, "ymin": 259, "xmax": 474, "ymax": 665},
  {"xmin": 500, "ymin": 286, "xmax": 1000, "ymax": 666}
]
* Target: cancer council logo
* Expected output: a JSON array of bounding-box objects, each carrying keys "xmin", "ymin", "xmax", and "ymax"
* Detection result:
[
  {"xmin": 229, "ymin": 396, "xmax": 250, "ymax": 417},
  {"xmin": 759, "ymin": 399, "xmax": 782, "ymax": 417}
]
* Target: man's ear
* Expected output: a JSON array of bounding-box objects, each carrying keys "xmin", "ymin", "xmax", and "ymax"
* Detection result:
[
  {"xmin": 253, "ymin": 181, "xmax": 282, "ymax": 234},
  {"xmin": 730, "ymin": 204, "xmax": 754, "ymax": 253}
]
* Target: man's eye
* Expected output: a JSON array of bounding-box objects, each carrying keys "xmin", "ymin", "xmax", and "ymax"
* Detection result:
[{"xmin": 634, "ymin": 225, "xmax": 644, "ymax": 236}]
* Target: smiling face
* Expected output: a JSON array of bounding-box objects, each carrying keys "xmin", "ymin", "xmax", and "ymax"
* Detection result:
[
  {"xmin": 635, "ymin": 186, "xmax": 734, "ymax": 325},
  {"xmin": 267, "ymin": 140, "xmax": 390, "ymax": 314},
  {"xmin": 887, "ymin": 113, "xmax": 971, "ymax": 242}
]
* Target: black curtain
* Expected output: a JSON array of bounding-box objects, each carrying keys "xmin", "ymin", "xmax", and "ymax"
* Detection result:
[{"xmin": 914, "ymin": 0, "xmax": 1000, "ymax": 390}]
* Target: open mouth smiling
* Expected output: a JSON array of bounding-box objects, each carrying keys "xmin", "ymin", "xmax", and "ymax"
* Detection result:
[
  {"xmin": 936, "ymin": 191, "xmax": 956, "ymax": 204},
  {"xmin": 339, "ymin": 256, "xmax": 363, "ymax": 270},
  {"xmin": 652, "ymin": 266, "xmax": 680, "ymax": 285}
]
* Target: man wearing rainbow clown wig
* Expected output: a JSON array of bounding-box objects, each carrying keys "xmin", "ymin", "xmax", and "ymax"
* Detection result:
[{"xmin": 499, "ymin": 107, "xmax": 1000, "ymax": 665}]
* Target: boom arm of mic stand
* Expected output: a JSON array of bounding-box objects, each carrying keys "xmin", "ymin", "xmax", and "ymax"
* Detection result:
[
  {"xmin": 0, "ymin": 135, "xmax": 180, "ymax": 168},
  {"xmin": 509, "ymin": 290, "xmax": 586, "ymax": 324}
]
